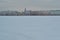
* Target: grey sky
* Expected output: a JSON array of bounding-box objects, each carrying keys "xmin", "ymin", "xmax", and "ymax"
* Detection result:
[{"xmin": 0, "ymin": 0, "xmax": 60, "ymax": 11}]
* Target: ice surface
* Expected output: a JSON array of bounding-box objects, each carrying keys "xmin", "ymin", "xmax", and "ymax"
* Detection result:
[{"xmin": 0, "ymin": 16, "xmax": 60, "ymax": 40}]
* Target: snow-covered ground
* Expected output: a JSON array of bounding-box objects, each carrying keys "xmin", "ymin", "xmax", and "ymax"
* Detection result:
[{"xmin": 0, "ymin": 16, "xmax": 60, "ymax": 40}]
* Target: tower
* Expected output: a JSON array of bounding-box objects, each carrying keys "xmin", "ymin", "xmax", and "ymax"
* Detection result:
[
  {"xmin": 24, "ymin": 8, "xmax": 26, "ymax": 13},
  {"xmin": 24, "ymin": 8, "xmax": 30, "ymax": 15}
]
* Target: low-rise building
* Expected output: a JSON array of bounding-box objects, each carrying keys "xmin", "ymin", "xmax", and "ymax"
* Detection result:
[
  {"xmin": 49, "ymin": 10, "xmax": 60, "ymax": 15},
  {"xmin": 0, "ymin": 11, "xmax": 21, "ymax": 16},
  {"xmin": 30, "ymin": 11, "xmax": 49, "ymax": 15}
]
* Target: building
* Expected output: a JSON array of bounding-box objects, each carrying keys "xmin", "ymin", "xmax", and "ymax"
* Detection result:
[
  {"xmin": 49, "ymin": 10, "xmax": 60, "ymax": 15},
  {"xmin": 30, "ymin": 11, "xmax": 49, "ymax": 16},
  {"xmin": 24, "ymin": 8, "xmax": 31, "ymax": 15},
  {"xmin": 0, "ymin": 11, "xmax": 20, "ymax": 16}
]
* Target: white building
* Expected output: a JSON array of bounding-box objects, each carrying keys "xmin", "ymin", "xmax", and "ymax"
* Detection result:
[
  {"xmin": 50, "ymin": 10, "xmax": 60, "ymax": 15},
  {"xmin": 24, "ymin": 8, "xmax": 31, "ymax": 15}
]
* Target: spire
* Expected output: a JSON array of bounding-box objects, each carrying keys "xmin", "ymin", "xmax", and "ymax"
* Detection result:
[
  {"xmin": 24, "ymin": 8, "xmax": 26, "ymax": 12},
  {"xmin": 24, "ymin": 8, "xmax": 27, "ymax": 14}
]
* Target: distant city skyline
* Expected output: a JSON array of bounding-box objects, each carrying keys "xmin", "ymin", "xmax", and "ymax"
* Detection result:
[{"xmin": 0, "ymin": 0, "xmax": 60, "ymax": 11}]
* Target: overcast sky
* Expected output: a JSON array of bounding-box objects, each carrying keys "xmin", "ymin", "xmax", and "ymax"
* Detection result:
[{"xmin": 0, "ymin": 0, "xmax": 60, "ymax": 11}]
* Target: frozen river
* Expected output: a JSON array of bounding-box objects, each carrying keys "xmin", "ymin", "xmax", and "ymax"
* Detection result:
[{"xmin": 0, "ymin": 16, "xmax": 60, "ymax": 40}]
